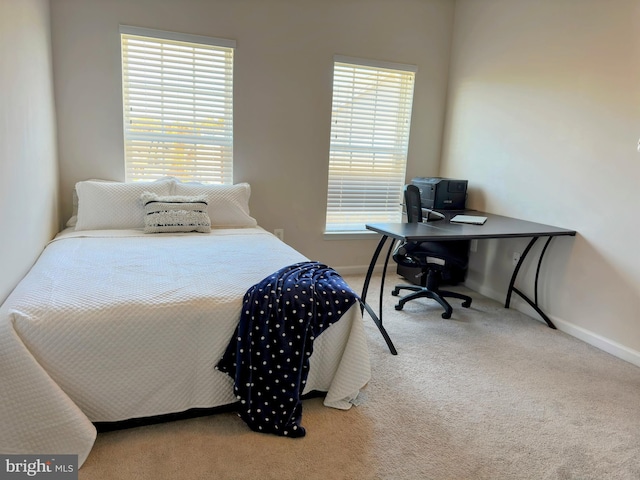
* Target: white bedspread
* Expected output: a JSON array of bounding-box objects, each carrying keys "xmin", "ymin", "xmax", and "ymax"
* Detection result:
[{"xmin": 0, "ymin": 228, "xmax": 370, "ymax": 466}]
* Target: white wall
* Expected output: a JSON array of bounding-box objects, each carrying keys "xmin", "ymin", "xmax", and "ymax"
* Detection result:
[
  {"xmin": 50, "ymin": 0, "xmax": 455, "ymax": 270},
  {"xmin": 442, "ymin": 0, "xmax": 640, "ymax": 361},
  {"xmin": 0, "ymin": 0, "xmax": 59, "ymax": 303}
]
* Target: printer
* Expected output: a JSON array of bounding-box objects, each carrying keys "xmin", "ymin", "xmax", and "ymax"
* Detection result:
[{"xmin": 411, "ymin": 177, "xmax": 468, "ymax": 210}]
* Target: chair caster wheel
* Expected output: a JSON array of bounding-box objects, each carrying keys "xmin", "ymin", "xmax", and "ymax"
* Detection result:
[
  {"xmin": 395, "ymin": 304, "xmax": 403, "ymax": 311},
  {"xmin": 441, "ymin": 311, "xmax": 451, "ymax": 319},
  {"xmin": 462, "ymin": 300, "xmax": 471, "ymax": 308},
  {"xmin": 391, "ymin": 289, "xmax": 399, "ymax": 297}
]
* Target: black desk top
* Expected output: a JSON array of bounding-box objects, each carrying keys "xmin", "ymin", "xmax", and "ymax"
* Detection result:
[{"xmin": 366, "ymin": 211, "xmax": 576, "ymax": 242}]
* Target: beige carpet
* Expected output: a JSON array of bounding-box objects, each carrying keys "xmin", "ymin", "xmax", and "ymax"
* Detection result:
[{"xmin": 79, "ymin": 273, "xmax": 640, "ymax": 480}]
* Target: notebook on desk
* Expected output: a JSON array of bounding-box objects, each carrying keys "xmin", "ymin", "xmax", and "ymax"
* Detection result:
[{"xmin": 450, "ymin": 214, "xmax": 488, "ymax": 225}]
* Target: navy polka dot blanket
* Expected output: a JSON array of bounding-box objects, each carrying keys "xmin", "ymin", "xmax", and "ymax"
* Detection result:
[{"xmin": 216, "ymin": 261, "xmax": 359, "ymax": 437}]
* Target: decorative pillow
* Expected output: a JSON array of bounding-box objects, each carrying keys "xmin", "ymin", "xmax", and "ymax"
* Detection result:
[
  {"xmin": 74, "ymin": 178, "xmax": 174, "ymax": 231},
  {"xmin": 141, "ymin": 192, "xmax": 211, "ymax": 234},
  {"xmin": 172, "ymin": 181, "xmax": 258, "ymax": 228}
]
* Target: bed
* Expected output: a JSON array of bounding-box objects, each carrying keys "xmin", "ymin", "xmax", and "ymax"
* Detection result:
[{"xmin": 0, "ymin": 179, "xmax": 371, "ymax": 467}]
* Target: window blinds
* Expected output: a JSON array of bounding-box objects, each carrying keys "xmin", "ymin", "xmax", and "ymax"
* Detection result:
[
  {"xmin": 120, "ymin": 26, "xmax": 235, "ymax": 183},
  {"xmin": 325, "ymin": 57, "xmax": 416, "ymax": 232}
]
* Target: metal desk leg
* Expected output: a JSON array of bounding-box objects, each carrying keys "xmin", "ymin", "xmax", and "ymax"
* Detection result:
[
  {"xmin": 505, "ymin": 236, "xmax": 557, "ymax": 329},
  {"xmin": 361, "ymin": 235, "xmax": 398, "ymax": 355}
]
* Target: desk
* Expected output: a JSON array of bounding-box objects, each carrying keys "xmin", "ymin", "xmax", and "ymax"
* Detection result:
[{"xmin": 362, "ymin": 211, "xmax": 576, "ymax": 355}]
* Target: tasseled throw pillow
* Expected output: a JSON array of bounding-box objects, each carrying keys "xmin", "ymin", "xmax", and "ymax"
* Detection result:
[{"xmin": 141, "ymin": 192, "xmax": 211, "ymax": 233}]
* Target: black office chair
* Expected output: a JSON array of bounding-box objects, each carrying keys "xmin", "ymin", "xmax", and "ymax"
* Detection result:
[{"xmin": 391, "ymin": 184, "xmax": 472, "ymax": 319}]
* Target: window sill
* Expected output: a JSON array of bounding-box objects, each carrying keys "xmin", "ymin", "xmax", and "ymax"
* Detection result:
[{"xmin": 323, "ymin": 230, "xmax": 379, "ymax": 240}]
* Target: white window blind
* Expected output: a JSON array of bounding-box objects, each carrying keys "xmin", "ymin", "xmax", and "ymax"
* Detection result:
[
  {"xmin": 325, "ymin": 56, "xmax": 416, "ymax": 232},
  {"xmin": 120, "ymin": 26, "xmax": 235, "ymax": 183}
]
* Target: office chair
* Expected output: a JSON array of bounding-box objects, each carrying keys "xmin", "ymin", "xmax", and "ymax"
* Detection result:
[{"xmin": 391, "ymin": 184, "xmax": 472, "ymax": 319}]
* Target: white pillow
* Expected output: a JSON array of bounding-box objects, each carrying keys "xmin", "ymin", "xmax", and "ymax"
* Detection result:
[
  {"xmin": 75, "ymin": 179, "xmax": 174, "ymax": 231},
  {"xmin": 172, "ymin": 181, "xmax": 258, "ymax": 228}
]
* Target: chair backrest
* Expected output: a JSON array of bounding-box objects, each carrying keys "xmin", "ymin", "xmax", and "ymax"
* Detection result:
[{"xmin": 404, "ymin": 184, "xmax": 422, "ymax": 223}]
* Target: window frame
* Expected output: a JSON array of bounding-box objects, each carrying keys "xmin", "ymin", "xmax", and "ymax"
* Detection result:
[
  {"xmin": 119, "ymin": 25, "xmax": 235, "ymax": 184},
  {"xmin": 324, "ymin": 55, "xmax": 417, "ymax": 234}
]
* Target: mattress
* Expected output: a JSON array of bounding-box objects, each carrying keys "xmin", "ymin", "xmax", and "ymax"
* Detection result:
[{"xmin": 0, "ymin": 227, "xmax": 371, "ymax": 466}]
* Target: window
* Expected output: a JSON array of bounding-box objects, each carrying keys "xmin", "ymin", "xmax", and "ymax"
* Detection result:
[
  {"xmin": 325, "ymin": 56, "xmax": 416, "ymax": 233},
  {"xmin": 120, "ymin": 26, "xmax": 235, "ymax": 183}
]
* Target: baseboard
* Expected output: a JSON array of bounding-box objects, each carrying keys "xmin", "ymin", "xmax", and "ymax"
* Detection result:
[
  {"xmin": 333, "ymin": 265, "xmax": 369, "ymax": 276},
  {"xmin": 465, "ymin": 279, "xmax": 640, "ymax": 368},
  {"xmin": 550, "ymin": 317, "xmax": 640, "ymax": 368},
  {"xmin": 333, "ymin": 265, "xmax": 393, "ymax": 276}
]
